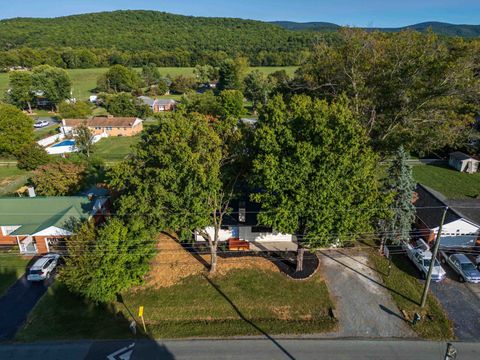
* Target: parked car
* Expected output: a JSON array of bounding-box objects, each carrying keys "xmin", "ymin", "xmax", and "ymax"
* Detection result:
[
  {"xmin": 34, "ymin": 119, "xmax": 49, "ymax": 128},
  {"xmin": 402, "ymin": 238, "xmax": 446, "ymax": 282},
  {"xmin": 27, "ymin": 253, "xmax": 61, "ymax": 282},
  {"xmin": 441, "ymin": 251, "xmax": 480, "ymax": 283}
]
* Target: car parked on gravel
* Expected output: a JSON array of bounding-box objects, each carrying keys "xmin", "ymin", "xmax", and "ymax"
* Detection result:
[
  {"xmin": 27, "ymin": 253, "xmax": 61, "ymax": 282},
  {"xmin": 441, "ymin": 251, "xmax": 480, "ymax": 283},
  {"xmin": 402, "ymin": 238, "xmax": 446, "ymax": 282}
]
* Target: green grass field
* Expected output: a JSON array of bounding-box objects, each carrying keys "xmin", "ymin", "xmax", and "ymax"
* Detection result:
[
  {"xmin": 369, "ymin": 251, "xmax": 453, "ymax": 340},
  {"xmin": 0, "ymin": 166, "xmax": 30, "ymax": 196},
  {"xmin": 0, "ymin": 253, "xmax": 31, "ymax": 296},
  {"xmin": 413, "ymin": 164, "xmax": 480, "ymax": 199},
  {"xmin": 17, "ymin": 269, "xmax": 336, "ymax": 341},
  {"xmin": 0, "ymin": 66, "xmax": 298, "ymax": 101},
  {"xmin": 94, "ymin": 136, "xmax": 139, "ymax": 162}
]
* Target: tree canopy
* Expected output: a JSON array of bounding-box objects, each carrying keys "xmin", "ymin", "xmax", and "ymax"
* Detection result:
[
  {"xmin": 0, "ymin": 104, "xmax": 34, "ymax": 156},
  {"xmin": 31, "ymin": 65, "xmax": 72, "ymax": 109},
  {"xmin": 251, "ymin": 95, "xmax": 384, "ymax": 267},
  {"xmin": 97, "ymin": 65, "xmax": 142, "ymax": 93}
]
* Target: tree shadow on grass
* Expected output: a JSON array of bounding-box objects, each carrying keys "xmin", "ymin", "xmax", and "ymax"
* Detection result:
[
  {"xmin": 204, "ymin": 275, "xmax": 296, "ymax": 360},
  {"xmin": 161, "ymin": 231, "xmax": 210, "ymax": 270},
  {"xmin": 319, "ymin": 251, "xmax": 419, "ymax": 306}
]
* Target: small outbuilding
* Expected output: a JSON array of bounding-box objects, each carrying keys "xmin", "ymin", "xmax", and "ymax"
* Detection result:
[{"xmin": 448, "ymin": 152, "xmax": 479, "ymax": 174}]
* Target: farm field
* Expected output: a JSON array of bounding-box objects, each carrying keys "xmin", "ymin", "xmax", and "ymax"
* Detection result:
[{"xmin": 0, "ymin": 66, "xmax": 298, "ymax": 101}]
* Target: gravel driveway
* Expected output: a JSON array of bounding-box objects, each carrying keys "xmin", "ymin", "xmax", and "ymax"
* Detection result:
[
  {"xmin": 319, "ymin": 250, "xmax": 415, "ymax": 338},
  {"xmin": 430, "ymin": 264, "xmax": 480, "ymax": 341}
]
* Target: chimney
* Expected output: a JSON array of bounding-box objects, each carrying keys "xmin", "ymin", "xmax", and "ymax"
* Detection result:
[
  {"xmin": 27, "ymin": 187, "xmax": 36, "ymax": 198},
  {"xmin": 238, "ymin": 201, "xmax": 246, "ymax": 223}
]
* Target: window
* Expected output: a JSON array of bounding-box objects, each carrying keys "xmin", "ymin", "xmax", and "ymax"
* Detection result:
[
  {"xmin": 251, "ymin": 226, "xmax": 272, "ymax": 233},
  {"xmin": 43, "ymin": 259, "xmax": 53, "ymax": 269},
  {"xmin": 238, "ymin": 201, "xmax": 246, "ymax": 223}
]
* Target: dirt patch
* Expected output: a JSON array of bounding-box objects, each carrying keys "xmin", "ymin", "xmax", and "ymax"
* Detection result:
[
  {"xmin": 271, "ymin": 306, "xmax": 292, "ymax": 320},
  {"xmin": 142, "ymin": 234, "xmax": 279, "ymax": 288}
]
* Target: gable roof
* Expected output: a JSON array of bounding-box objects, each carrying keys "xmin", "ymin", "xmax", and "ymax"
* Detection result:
[
  {"xmin": 138, "ymin": 96, "xmax": 176, "ymax": 107},
  {"xmin": 0, "ymin": 196, "xmax": 98, "ymax": 235},
  {"xmin": 414, "ymin": 184, "xmax": 480, "ymax": 228},
  {"xmin": 63, "ymin": 117, "xmax": 142, "ymax": 128},
  {"xmin": 449, "ymin": 152, "xmax": 476, "ymax": 161}
]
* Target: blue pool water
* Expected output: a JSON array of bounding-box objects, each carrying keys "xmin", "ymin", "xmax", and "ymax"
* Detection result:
[{"xmin": 52, "ymin": 140, "xmax": 75, "ymax": 147}]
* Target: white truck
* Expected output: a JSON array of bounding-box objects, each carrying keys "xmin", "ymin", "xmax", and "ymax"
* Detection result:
[{"xmin": 402, "ymin": 239, "xmax": 446, "ymax": 282}]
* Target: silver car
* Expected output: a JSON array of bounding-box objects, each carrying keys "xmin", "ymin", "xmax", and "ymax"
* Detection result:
[
  {"xmin": 444, "ymin": 253, "xmax": 480, "ymax": 283},
  {"xmin": 27, "ymin": 253, "xmax": 60, "ymax": 282}
]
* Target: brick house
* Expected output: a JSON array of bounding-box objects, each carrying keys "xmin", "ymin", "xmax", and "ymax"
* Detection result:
[
  {"xmin": 61, "ymin": 116, "xmax": 143, "ymax": 137},
  {"xmin": 0, "ymin": 196, "xmax": 108, "ymax": 255},
  {"xmin": 138, "ymin": 96, "xmax": 176, "ymax": 112}
]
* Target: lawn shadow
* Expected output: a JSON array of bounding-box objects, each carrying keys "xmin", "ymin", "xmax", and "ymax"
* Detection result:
[
  {"xmin": 161, "ymin": 231, "xmax": 210, "ymax": 270},
  {"xmin": 204, "ymin": 275, "xmax": 296, "ymax": 360},
  {"xmin": 319, "ymin": 251, "xmax": 419, "ymax": 306}
]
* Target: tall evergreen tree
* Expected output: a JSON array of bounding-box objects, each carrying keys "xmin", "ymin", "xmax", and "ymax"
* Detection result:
[{"xmin": 380, "ymin": 146, "xmax": 416, "ymax": 248}]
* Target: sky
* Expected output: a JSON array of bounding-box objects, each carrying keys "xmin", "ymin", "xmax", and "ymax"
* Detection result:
[{"xmin": 0, "ymin": 0, "xmax": 479, "ymax": 27}]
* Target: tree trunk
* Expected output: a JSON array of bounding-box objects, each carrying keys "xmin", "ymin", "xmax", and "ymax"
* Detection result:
[
  {"xmin": 296, "ymin": 246, "xmax": 305, "ymax": 273},
  {"xmin": 27, "ymin": 101, "xmax": 32, "ymax": 114},
  {"xmin": 210, "ymin": 243, "xmax": 218, "ymax": 273}
]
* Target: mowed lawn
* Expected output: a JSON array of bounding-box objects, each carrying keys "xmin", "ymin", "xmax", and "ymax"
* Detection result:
[
  {"xmin": 0, "ymin": 66, "xmax": 298, "ymax": 101},
  {"xmin": 94, "ymin": 136, "xmax": 139, "ymax": 162},
  {"xmin": 413, "ymin": 164, "xmax": 480, "ymax": 199},
  {"xmin": 0, "ymin": 166, "xmax": 30, "ymax": 196},
  {"xmin": 0, "ymin": 253, "xmax": 31, "ymax": 296},
  {"xmin": 370, "ymin": 251, "xmax": 453, "ymax": 340},
  {"xmin": 17, "ymin": 269, "xmax": 336, "ymax": 341}
]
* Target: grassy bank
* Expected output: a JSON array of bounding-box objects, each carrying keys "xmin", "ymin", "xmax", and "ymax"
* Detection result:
[
  {"xmin": 369, "ymin": 251, "xmax": 454, "ymax": 340},
  {"xmin": 94, "ymin": 136, "xmax": 139, "ymax": 163},
  {"xmin": 0, "ymin": 253, "xmax": 31, "ymax": 296},
  {"xmin": 17, "ymin": 269, "xmax": 336, "ymax": 341}
]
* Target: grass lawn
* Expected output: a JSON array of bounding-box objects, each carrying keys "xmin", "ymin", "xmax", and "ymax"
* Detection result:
[
  {"xmin": 16, "ymin": 269, "xmax": 336, "ymax": 341},
  {"xmin": 369, "ymin": 251, "xmax": 454, "ymax": 340},
  {"xmin": 413, "ymin": 164, "xmax": 480, "ymax": 199},
  {"xmin": 0, "ymin": 252, "xmax": 31, "ymax": 296},
  {"xmin": 94, "ymin": 136, "xmax": 139, "ymax": 162},
  {"xmin": 16, "ymin": 282, "xmax": 132, "ymax": 341},
  {"xmin": 0, "ymin": 166, "xmax": 30, "ymax": 196},
  {"xmin": 0, "ymin": 67, "xmax": 298, "ymax": 102}
]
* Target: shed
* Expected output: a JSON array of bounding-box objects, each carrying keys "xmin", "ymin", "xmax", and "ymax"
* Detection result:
[{"xmin": 448, "ymin": 152, "xmax": 479, "ymax": 173}]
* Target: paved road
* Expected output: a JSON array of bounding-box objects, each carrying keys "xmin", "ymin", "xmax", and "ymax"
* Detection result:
[
  {"xmin": 319, "ymin": 250, "xmax": 415, "ymax": 338},
  {"xmin": 0, "ymin": 339, "xmax": 478, "ymax": 359},
  {"xmin": 430, "ymin": 264, "xmax": 480, "ymax": 341},
  {"xmin": 0, "ymin": 275, "xmax": 53, "ymax": 341}
]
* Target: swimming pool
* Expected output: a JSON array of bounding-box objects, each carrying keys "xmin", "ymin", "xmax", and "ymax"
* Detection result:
[{"xmin": 52, "ymin": 140, "xmax": 76, "ymax": 148}]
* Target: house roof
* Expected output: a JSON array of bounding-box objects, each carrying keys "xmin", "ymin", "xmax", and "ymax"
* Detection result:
[
  {"xmin": 138, "ymin": 96, "xmax": 176, "ymax": 107},
  {"xmin": 414, "ymin": 184, "xmax": 480, "ymax": 228},
  {"xmin": 445, "ymin": 199, "xmax": 480, "ymax": 225},
  {"xmin": 0, "ymin": 196, "xmax": 98, "ymax": 235},
  {"xmin": 449, "ymin": 152, "xmax": 476, "ymax": 161},
  {"xmin": 63, "ymin": 117, "xmax": 142, "ymax": 128}
]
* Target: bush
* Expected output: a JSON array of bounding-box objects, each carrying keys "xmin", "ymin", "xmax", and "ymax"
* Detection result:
[
  {"xmin": 58, "ymin": 101, "xmax": 92, "ymax": 119},
  {"xmin": 16, "ymin": 143, "xmax": 50, "ymax": 170},
  {"xmin": 30, "ymin": 161, "xmax": 86, "ymax": 195}
]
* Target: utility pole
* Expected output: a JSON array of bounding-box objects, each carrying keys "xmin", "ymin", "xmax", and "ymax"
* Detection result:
[{"xmin": 420, "ymin": 206, "xmax": 448, "ymax": 308}]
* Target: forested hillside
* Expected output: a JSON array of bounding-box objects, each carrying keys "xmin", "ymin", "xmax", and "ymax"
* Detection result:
[{"xmin": 0, "ymin": 11, "xmax": 322, "ymax": 68}]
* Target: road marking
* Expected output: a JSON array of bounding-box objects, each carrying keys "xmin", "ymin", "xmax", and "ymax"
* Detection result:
[{"xmin": 107, "ymin": 343, "xmax": 135, "ymax": 360}]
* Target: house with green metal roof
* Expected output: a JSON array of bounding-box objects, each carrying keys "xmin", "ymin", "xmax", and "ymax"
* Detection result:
[{"xmin": 0, "ymin": 196, "xmax": 107, "ymax": 254}]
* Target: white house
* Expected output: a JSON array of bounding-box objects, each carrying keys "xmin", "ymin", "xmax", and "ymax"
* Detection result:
[
  {"xmin": 414, "ymin": 184, "xmax": 480, "ymax": 248},
  {"xmin": 194, "ymin": 199, "xmax": 297, "ymax": 251}
]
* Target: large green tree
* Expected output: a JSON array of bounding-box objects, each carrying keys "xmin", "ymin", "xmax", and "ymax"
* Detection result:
[
  {"xmin": 31, "ymin": 65, "xmax": 72, "ymax": 110},
  {"xmin": 97, "ymin": 65, "xmax": 142, "ymax": 93},
  {"xmin": 295, "ymin": 29, "xmax": 479, "ymax": 153},
  {"xmin": 0, "ymin": 104, "xmax": 34, "ymax": 156},
  {"xmin": 141, "ymin": 63, "xmax": 162, "ymax": 86},
  {"xmin": 109, "ymin": 112, "xmax": 246, "ymax": 272},
  {"xmin": 75, "ymin": 123, "xmax": 95, "ymax": 158},
  {"xmin": 58, "ymin": 101, "xmax": 92, "ymax": 119},
  {"xmin": 244, "ymin": 70, "xmax": 274, "ymax": 112},
  {"xmin": 61, "ymin": 218, "xmax": 156, "ymax": 303},
  {"xmin": 30, "ymin": 161, "xmax": 86, "ymax": 195},
  {"xmin": 7, "ymin": 71, "xmax": 35, "ymax": 113},
  {"xmin": 252, "ymin": 95, "xmax": 383, "ymax": 271},
  {"xmin": 379, "ymin": 146, "xmax": 416, "ymax": 249},
  {"xmin": 217, "ymin": 57, "xmax": 249, "ymax": 91}
]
